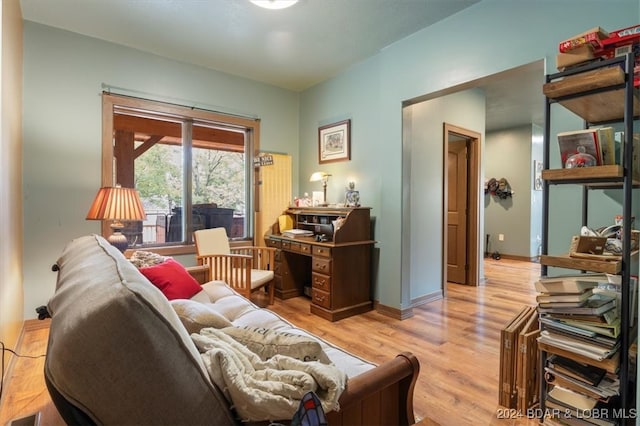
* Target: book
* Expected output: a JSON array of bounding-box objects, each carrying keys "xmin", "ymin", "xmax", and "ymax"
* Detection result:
[
  {"xmin": 542, "ymin": 326, "xmax": 618, "ymax": 350},
  {"xmin": 548, "ymin": 385, "xmax": 598, "ymax": 411},
  {"xmin": 547, "ymin": 354, "xmax": 606, "ymax": 387},
  {"xmin": 281, "ymin": 229, "xmax": 314, "ymax": 238},
  {"xmin": 557, "ymin": 128, "xmax": 603, "ymax": 167},
  {"xmin": 538, "ymin": 341, "xmax": 620, "ymax": 375},
  {"xmin": 544, "ymin": 397, "xmax": 617, "ymax": 426},
  {"xmin": 537, "ymin": 289, "xmax": 594, "ymax": 304},
  {"xmin": 544, "ymin": 367, "xmax": 619, "ymax": 400},
  {"xmin": 535, "ymin": 275, "xmax": 606, "ymax": 294},
  {"xmin": 538, "ymin": 330, "xmax": 619, "ymax": 361},
  {"xmin": 555, "ymin": 318, "xmax": 621, "ymax": 339},
  {"xmin": 539, "ymin": 300, "xmax": 588, "ymax": 309},
  {"xmin": 544, "ymin": 308, "xmax": 618, "ymax": 325},
  {"xmin": 597, "ymin": 127, "xmax": 615, "ymax": 165},
  {"xmin": 537, "ymin": 295, "xmax": 616, "ymax": 316}
]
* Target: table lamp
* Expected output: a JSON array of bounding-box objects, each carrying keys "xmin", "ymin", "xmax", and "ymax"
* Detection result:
[
  {"xmin": 309, "ymin": 172, "xmax": 331, "ymax": 205},
  {"xmin": 86, "ymin": 185, "xmax": 146, "ymax": 252}
]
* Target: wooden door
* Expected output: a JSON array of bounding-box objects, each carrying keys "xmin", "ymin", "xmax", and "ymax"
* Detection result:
[{"xmin": 447, "ymin": 139, "xmax": 468, "ymax": 284}]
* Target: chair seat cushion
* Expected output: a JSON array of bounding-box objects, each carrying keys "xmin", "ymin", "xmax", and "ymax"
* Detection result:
[{"xmin": 250, "ymin": 269, "xmax": 274, "ymax": 289}]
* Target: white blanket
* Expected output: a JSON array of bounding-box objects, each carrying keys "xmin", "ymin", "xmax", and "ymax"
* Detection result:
[{"xmin": 192, "ymin": 327, "xmax": 347, "ymax": 422}]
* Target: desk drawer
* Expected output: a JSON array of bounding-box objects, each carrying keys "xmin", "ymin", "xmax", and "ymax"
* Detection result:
[
  {"xmin": 299, "ymin": 243, "xmax": 311, "ymax": 254},
  {"xmin": 312, "ymin": 246, "xmax": 331, "ymax": 257},
  {"xmin": 266, "ymin": 238, "xmax": 281, "ymax": 249},
  {"xmin": 312, "ymin": 288, "xmax": 331, "ymax": 309},
  {"xmin": 312, "ymin": 257, "xmax": 331, "ymax": 274},
  {"xmin": 312, "ymin": 272, "xmax": 331, "ymax": 291},
  {"xmin": 281, "ymin": 240, "xmax": 291, "ymax": 250}
]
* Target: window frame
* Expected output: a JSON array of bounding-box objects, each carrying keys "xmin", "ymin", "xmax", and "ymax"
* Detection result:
[{"xmin": 101, "ymin": 93, "xmax": 261, "ymax": 255}]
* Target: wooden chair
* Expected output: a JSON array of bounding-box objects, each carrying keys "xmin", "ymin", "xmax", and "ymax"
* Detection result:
[{"xmin": 194, "ymin": 227, "xmax": 276, "ymax": 305}]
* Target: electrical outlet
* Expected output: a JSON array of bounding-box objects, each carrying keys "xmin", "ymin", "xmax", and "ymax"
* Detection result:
[{"xmin": 498, "ymin": 234, "xmax": 504, "ymax": 241}]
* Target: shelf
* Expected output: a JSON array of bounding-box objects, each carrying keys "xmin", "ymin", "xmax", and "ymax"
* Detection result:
[
  {"xmin": 539, "ymin": 254, "xmax": 621, "ymax": 274},
  {"xmin": 542, "ymin": 165, "xmax": 623, "ymax": 184},
  {"xmin": 543, "ymin": 65, "xmax": 640, "ymax": 123}
]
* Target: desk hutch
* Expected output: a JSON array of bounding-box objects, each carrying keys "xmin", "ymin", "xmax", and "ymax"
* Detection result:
[{"xmin": 265, "ymin": 207, "xmax": 375, "ymax": 321}]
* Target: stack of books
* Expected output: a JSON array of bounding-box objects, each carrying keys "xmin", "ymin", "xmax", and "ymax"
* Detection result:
[
  {"xmin": 281, "ymin": 229, "xmax": 314, "ymax": 238},
  {"xmin": 536, "ymin": 274, "xmax": 621, "ymax": 425}
]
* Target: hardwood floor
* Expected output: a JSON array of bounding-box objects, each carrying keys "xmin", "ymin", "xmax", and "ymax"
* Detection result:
[{"xmin": 0, "ymin": 258, "xmax": 541, "ymax": 425}]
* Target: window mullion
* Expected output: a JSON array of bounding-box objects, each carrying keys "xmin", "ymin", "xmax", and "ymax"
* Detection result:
[{"xmin": 183, "ymin": 120, "xmax": 194, "ymax": 244}]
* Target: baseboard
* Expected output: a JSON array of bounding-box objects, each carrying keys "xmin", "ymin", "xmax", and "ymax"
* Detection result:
[
  {"xmin": 410, "ymin": 290, "xmax": 443, "ymax": 308},
  {"xmin": 487, "ymin": 253, "xmax": 539, "ymax": 262},
  {"xmin": 374, "ymin": 289, "xmax": 444, "ymax": 320},
  {"xmin": 374, "ymin": 301, "xmax": 414, "ymax": 320}
]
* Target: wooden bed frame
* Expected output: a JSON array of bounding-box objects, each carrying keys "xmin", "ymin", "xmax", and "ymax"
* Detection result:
[
  {"xmin": 327, "ymin": 352, "xmax": 420, "ymax": 425},
  {"xmin": 187, "ymin": 265, "xmax": 421, "ymax": 425}
]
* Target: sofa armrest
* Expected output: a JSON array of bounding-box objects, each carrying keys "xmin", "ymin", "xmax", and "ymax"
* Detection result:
[
  {"xmin": 328, "ymin": 352, "xmax": 420, "ymax": 426},
  {"xmin": 244, "ymin": 352, "xmax": 420, "ymax": 426}
]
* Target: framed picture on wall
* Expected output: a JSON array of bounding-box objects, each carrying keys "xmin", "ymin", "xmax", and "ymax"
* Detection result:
[{"xmin": 318, "ymin": 119, "xmax": 350, "ymax": 164}]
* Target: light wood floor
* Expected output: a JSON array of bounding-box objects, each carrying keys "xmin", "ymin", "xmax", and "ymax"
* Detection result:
[{"xmin": 0, "ymin": 258, "xmax": 541, "ymax": 426}]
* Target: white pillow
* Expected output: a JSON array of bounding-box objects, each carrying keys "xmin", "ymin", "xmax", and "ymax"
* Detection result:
[
  {"xmin": 170, "ymin": 299, "xmax": 232, "ymax": 334},
  {"xmin": 129, "ymin": 250, "xmax": 168, "ymax": 268}
]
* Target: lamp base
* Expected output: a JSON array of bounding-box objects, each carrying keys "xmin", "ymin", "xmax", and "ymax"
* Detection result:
[{"xmin": 108, "ymin": 231, "xmax": 129, "ymax": 253}]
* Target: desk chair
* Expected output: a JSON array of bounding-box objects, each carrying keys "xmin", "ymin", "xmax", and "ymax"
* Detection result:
[{"xmin": 194, "ymin": 227, "xmax": 276, "ymax": 305}]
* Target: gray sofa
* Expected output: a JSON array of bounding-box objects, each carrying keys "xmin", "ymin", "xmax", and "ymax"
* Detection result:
[{"xmin": 45, "ymin": 234, "xmax": 419, "ymax": 425}]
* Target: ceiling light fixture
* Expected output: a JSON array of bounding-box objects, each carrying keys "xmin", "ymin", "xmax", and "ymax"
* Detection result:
[{"xmin": 250, "ymin": 0, "xmax": 298, "ymax": 10}]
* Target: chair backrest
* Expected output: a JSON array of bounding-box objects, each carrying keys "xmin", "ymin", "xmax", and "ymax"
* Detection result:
[{"xmin": 194, "ymin": 227, "xmax": 231, "ymax": 256}]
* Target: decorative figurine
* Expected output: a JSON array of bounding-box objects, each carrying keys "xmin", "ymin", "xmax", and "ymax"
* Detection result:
[{"xmin": 345, "ymin": 182, "xmax": 360, "ymax": 207}]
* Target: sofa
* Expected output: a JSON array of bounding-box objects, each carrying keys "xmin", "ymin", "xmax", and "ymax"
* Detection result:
[{"xmin": 44, "ymin": 234, "xmax": 420, "ymax": 425}]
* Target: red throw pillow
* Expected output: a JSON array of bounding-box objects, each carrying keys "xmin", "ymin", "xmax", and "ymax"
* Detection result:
[{"xmin": 139, "ymin": 258, "xmax": 202, "ymax": 300}]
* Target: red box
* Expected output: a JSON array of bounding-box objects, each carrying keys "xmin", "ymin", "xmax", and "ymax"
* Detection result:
[
  {"xmin": 602, "ymin": 24, "xmax": 640, "ymax": 45},
  {"xmin": 559, "ymin": 26, "xmax": 609, "ymax": 53}
]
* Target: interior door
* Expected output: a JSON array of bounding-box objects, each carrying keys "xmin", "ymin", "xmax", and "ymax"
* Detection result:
[{"xmin": 447, "ymin": 139, "xmax": 468, "ymax": 284}]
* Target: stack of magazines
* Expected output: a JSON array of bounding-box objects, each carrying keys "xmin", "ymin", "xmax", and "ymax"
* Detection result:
[
  {"xmin": 536, "ymin": 274, "xmax": 623, "ymax": 426},
  {"xmin": 282, "ymin": 229, "xmax": 314, "ymax": 238}
]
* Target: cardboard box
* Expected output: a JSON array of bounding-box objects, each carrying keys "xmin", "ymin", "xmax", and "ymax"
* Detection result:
[
  {"xmin": 556, "ymin": 45, "xmax": 596, "ymax": 70},
  {"xmin": 559, "ymin": 26, "xmax": 609, "ymax": 53}
]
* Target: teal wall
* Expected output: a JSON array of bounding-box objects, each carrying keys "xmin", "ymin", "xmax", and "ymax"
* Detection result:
[
  {"xmin": 485, "ymin": 125, "xmax": 537, "ymax": 258},
  {"xmin": 22, "ymin": 22, "xmax": 300, "ymax": 315},
  {"xmin": 403, "ymin": 89, "xmax": 486, "ymax": 302},
  {"xmin": 298, "ymin": 0, "xmax": 639, "ymax": 310},
  {"xmin": 22, "ymin": 1, "xmax": 640, "ymax": 317}
]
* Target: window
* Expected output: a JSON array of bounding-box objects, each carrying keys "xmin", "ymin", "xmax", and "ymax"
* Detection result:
[{"xmin": 101, "ymin": 94, "xmax": 260, "ymax": 254}]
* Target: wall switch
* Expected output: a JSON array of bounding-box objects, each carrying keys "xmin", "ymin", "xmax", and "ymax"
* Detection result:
[{"xmin": 498, "ymin": 234, "xmax": 504, "ymax": 241}]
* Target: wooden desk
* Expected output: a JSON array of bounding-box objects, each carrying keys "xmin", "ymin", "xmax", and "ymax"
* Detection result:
[{"xmin": 265, "ymin": 207, "xmax": 374, "ymax": 321}]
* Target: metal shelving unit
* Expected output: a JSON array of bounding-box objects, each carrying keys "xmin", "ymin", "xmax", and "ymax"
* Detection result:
[{"xmin": 540, "ymin": 51, "xmax": 638, "ymax": 421}]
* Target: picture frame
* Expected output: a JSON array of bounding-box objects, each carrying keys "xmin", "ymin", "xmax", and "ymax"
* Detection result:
[{"xmin": 318, "ymin": 119, "xmax": 350, "ymax": 164}]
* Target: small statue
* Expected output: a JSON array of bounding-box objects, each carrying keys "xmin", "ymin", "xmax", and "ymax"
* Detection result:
[{"xmin": 345, "ymin": 182, "xmax": 360, "ymax": 207}]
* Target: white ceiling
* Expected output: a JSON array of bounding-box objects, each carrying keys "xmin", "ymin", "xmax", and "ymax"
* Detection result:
[{"xmin": 19, "ymin": 0, "xmax": 544, "ymax": 131}]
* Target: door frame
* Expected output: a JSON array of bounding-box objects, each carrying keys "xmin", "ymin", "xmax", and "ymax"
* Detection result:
[{"xmin": 442, "ymin": 123, "xmax": 481, "ymax": 292}]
